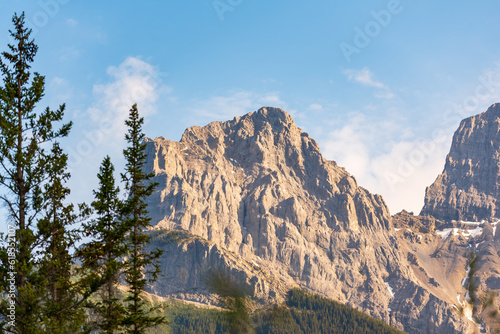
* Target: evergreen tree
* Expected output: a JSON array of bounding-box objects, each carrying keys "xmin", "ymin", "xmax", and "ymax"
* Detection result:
[
  {"xmin": 207, "ymin": 272, "xmax": 254, "ymax": 334},
  {"xmin": 36, "ymin": 142, "xmax": 87, "ymax": 333},
  {"xmin": 0, "ymin": 13, "xmax": 71, "ymax": 333},
  {"xmin": 79, "ymin": 156, "xmax": 127, "ymax": 333},
  {"xmin": 121, "ymin": 104, "xmax": 165, "ymax": 333}
]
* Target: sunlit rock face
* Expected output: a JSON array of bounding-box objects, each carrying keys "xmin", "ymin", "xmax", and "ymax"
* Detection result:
[
  {"xmin": 422, "ymin": 103, "xmax": 500, "ymax": 222},
  {"xmin": 143, "ymin": 107, "xmax": 472, "ymax": 333}
]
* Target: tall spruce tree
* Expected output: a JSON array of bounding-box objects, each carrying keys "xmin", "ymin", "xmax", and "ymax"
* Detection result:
[
  {"xmin": 79, "ymin": 156, "xmax": 126, "ymax": 333},
  {"xmin": 36, "ymin": 142, "xmax": 87, "ymax": 333},
  {"xmin": 0, "ymin": 13, "xmax": 72, "ymax": 333},
  {"xmin": 121, "ymin": 104, "xmax": 165, "ymax": 334}
]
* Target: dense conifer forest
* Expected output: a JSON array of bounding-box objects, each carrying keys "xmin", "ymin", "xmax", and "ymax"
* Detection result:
[{"xmin": 149, "ymin": 289, "xmax": 406, "ymax": 334}]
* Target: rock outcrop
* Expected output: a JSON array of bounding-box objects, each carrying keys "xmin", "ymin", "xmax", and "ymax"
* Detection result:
[
  {"xmin": 144, "ymin": 107, "xmax": 472, "ymax": 333},
  {"xmin": 421, "ymin": 103, "xmax": 500, "ymax": 222},
  {"xmin": 392, "ymin": 210, "xmax": 438, "ymax": 233},
  {"xmin": 415, "ymin": 103, "xmax": 500, "ymax": 332}
]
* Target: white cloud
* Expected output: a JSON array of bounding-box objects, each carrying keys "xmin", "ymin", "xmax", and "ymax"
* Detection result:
[
  {"xmin": 87, "ymin": 57, "xmax": 167, "ymax": 139},
  {"xmin": 321, "ymin": 113, "xmax": 371, "ymax": 179},
  {"xmin": 67, "ymin": 57, "xmax": 168, "ymax": 168},
  {"xmin": 343, "ymin": 68, "xmax": 384, "ymax": 88},
  {"xmin": 343, "ymin": 67, "xmax": 395, "ymax": 99},
  {"xmin": 59, "ymin": 46, "xmax": 80, "ymax": 61},
  {"xmin": 52, "ymin": 77, "xmax": 68, "ymax": 86},
  {"xmin": 48, "ymin": 77, "xmax": 72, "ymax": 102},
  {"xmin": 369, "ymin": 139, "xmax": 450, "ymax": 214},
  {"xmin": 188, "ymin": 90, "xmax": 292, "ymax": 124},
  {"xmin": 319, "ymin": 111, "xmax": 452, "ymax": 214},
  {"xmin": 374, "ymin": 89, "xmax": 395, "ymax": 99},
  {"xmin": 66, "ymin": 18, "xmax": 78, "ymax": 27},
  {"xmin": 259, "ymin": 93, "xmax": 288, "ymax": 108},
  {"xmin": 65, "ymin": 57, "xmax": 170, "ymax": 202},
  {"xmin": 308, "ymin": 103, "xmax": 324, "ymax": 111}
]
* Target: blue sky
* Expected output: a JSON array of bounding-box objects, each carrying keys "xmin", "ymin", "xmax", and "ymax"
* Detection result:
[{"xmin": 2, "ymin": 1, "xmax": 500, "ymax": 217}]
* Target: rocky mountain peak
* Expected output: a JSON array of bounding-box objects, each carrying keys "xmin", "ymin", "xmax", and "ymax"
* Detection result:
[
  {"xmin": 178, "ymin": 106, "xmax": 317, "ymax": 159},
  {"xmin": 146, "ymin": 106, "xmax": 390, "ymax": 236},
  {"xmin": 479, "ymin": 102, "xmax": 500, "ymax": 120},
  {"xmin": 253, "ymin": 106, "xmax": 293, "ymax": 123},
  {"xmin": 421, "ymin": 103, "xmax": 500, "ymax": 221},
  {"xmin": 143, "ymin": 107, "xmax": 472, "ymax": 333}
]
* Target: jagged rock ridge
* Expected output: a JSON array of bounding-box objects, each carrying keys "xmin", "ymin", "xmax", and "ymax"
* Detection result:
[
  {"xmin": 416, "ymin": 103, "xmax": 500, "ymax": 332},
  {"xmin": 144, "ymin": 107, "xmax": 472, "ymax": 333},
  {"xmin": 421, "ymin": 103, "xmax": 500, "ymax": 222}
]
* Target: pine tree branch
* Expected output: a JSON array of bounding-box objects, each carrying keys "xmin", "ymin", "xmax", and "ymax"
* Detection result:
[{"xmin": 0, "ymin": 195, "xmax": 19, "ymax": 222}]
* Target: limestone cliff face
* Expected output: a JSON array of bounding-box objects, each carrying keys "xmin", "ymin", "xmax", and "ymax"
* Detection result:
[
  {"xmin": 144, "ymin": 107, "xmax": 471, "ymax": 333},
  {"xmin": 417, "ymin": 103, "xmax": 500, "ymax": 332},
  {"xmin": 421, "ymin": 103, "xmax": 500, "ymax": 221}
]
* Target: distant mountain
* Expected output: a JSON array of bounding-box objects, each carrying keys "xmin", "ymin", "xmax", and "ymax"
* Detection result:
[
  {"xmin": 421, "ymin": 103, "xmax": 500, "ymax": 221},
  {"xmin": 143, "ymin": 107, "xmax": 472, "ymax": 333},
  {"xmin": 415, "ymin": 103, "xmax": 500, "ymax": 332}
]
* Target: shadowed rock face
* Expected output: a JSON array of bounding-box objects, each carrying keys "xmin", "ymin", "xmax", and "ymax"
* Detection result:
[
  {"xmin": 421, "ymin": 103, "xmax": 500, "ymax": 222},
  {"xmin": 144, "ymin": 107, "xmax": 472, "ymax": 333}
]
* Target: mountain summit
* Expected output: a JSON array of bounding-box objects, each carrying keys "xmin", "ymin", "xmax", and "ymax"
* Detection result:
[
  {"xmin": 147, "ymin": 106, "xmax": 391, "ymax": 237},
  {"xmin": 143, "ymin": 107, "xmax": 471, "ymax": 333},
  {"xmin": 422, "ymin": 103, "xmax": 500, "ymax": 221}
]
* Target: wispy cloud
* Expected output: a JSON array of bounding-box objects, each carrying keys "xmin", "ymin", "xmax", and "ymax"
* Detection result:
[
  {"xmin": 343, "ymin": 67, "xmax": 395, "ymax": 99},
  {"xmin": 59, "ymin": 46, "xmax": 80, "ymax": 61},
  {"xmin": 343, "ymin": 68, "xmax": 384, "ymax": 88},
  {"xmin": 374, "ymin": 90, "xmax": 395, "ymax": 99},
  {"xmin": 66, "ymin": 18, "xmax": 78, "ymax": 27},
  {"xmin": 65, "ymin": 57, "xmax": 170, "ymax": 204},
  {"xmin": 188, "ymin": 90, "xmax": 294, "ymax": 124},
  {"xmin": 319, "ymin": 111, "xmax": 450, "ymax": 214},
  {"xmin": 68, "ymin": 57, "xmax": 168, "ymax": 165},
  {"xmin": 48, "ymin": 77, "xmax": 72, "ymax": 102},
  {"xmin": 308, "ymin": 103, "xmax": 324, "ymax": 111},
  {"xmin": 86, "ymin": 57, "xmax": 168, "ymax": 139}
]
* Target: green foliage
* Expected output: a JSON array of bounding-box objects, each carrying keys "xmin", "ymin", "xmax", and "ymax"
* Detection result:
[
  {"xmin": 465, "ymin": 251, "xmax": 482, "ymax": 324},
  {"xmin": 121, "ymin": 104, "xmax": 166, "ymax": 333},
  {"xmin": 148, "ymin": 288, "xmax": 405, "ymax": 334},
  {"xmin": 255, "ymin": 305, "xmax": 304, "ymax": 334},
  {"xmin": 78, "ymin": 156, "xmax": 127, "ymax": 333},
  {"xmin": 282, "ymin": 289, "xmax": 405, "ymax": 334},
  {"xmin": 0, "ymin": 12, "xmax": 80, "ymax": 333},
  {"xmin": 166, "ymin": 304, "xmax": 230, "ymax": 334},
  {"xmin": 207, "ymin": 272, "xmax": 253, "ymax": 334},
  {"xmin": 36, "ymin": 143, "xmax": 88, "ymax": 333},
  {"xmin": 149, "ymin": 229, "xmax": 191, "ymax": 245},
  {"xmin": 466, "ymin": 252, "xmax": 478, "ymax": 304}
]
